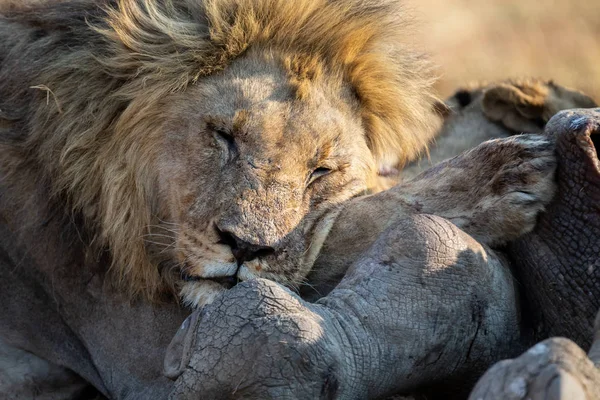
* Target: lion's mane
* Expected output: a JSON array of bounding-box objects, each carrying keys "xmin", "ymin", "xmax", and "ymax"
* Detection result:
[{"xmin": 0, "ymin": 0, "xmax": 439, "ymax": 299}]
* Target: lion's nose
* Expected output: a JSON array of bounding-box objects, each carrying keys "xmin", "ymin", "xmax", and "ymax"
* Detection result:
[{"xmin": 216, "ymin": 228, "xmax": 275, "ymax": 266}]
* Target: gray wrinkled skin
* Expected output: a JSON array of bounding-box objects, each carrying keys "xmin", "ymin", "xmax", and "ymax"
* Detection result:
[
  {"xmin": 166, "ymin": 132, "xmax": 559, "ymax": 399},
  {"xmin": 1, "ymin": 92, "xmax": 596, "ymax": 399},
  {"xmin": 469, "ymin": 311, "xmax": 600, "ymax": 400},
  {"xmin": 0, "ymin": 128, "xmax": 551, "ymax": 400},
  {"xmin": 468, "ymin": 108, "xmax": 600, "ymax": 400},
  {"xmin": 510, "ymin": 109, "xmax": 600, "ymax": 347},
  {"xmin": 167, "ymin": 109, "xmax": 600, "ymax": 400},
  {"xmin": 170, "ymin": 215, "xmax": 519, "ymax": 399}
]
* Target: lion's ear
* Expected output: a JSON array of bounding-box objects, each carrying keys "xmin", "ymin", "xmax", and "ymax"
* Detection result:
[
  {"xmin": 482, "ymin": 80, "xmax": 598, "ymax": 134},
  {"xmin": 482, "ymin": 81, "xmax": 549, "ymax": 133}
]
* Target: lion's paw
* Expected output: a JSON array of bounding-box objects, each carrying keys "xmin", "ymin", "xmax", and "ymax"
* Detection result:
[{"xmin": 454, "ymin": 134, "xmax": 557, "ymax": 246}]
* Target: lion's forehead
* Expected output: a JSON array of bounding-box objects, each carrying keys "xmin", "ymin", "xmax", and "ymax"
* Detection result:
[{"xmin": 175, "ymin": 71, "xmax": 364, "ymax": 159}]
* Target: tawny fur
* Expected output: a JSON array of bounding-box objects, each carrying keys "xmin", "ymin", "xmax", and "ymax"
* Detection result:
[
  {"xmin": 0, "ymin": 0, "xmax": 440, "ymax": 300},
  {"xmin": 400, "ymin": 78, "xmax": 597, "ymax": 181}
]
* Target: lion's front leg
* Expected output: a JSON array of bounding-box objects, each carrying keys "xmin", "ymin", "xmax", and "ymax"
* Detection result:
[
  {"xmin": 166, "ymin": 215, "xmax": 521, "ymax": 399},
  {"xmin": 396, "ymin": 134, "xmax": 557, "ymax": 247},
  {"xmin": 304, "ymin": 133, "xmax": 556, "ymax": 299}
]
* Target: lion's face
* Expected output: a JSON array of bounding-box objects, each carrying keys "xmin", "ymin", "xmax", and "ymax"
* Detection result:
[
  {"xmin": 2, "ymin": 0, "xmax": 441, "ymax": 305},
  {"xmin": 153, "ymin": 54, "xmax": 375, "ymax": 306}
]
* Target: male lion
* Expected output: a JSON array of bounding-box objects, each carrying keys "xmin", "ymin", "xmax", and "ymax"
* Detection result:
[
  {"xmin": 0, "ymin": 0, "xmax": 440, "ymax": 309},
  {"xmin": 0, "ymin": 1, "xmax": 592, "ymax": 398}
]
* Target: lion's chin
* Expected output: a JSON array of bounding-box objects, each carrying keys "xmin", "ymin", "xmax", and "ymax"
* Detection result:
[
  {"xmin": 179, "ymin": 263, "xmax": 262, "ymax": 308},
  {"xmin": 180, "ymin": 280, "xmax": 228, "ymax": 309}
]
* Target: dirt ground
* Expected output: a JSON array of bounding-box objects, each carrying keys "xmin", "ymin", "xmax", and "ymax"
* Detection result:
[{"xmin": 407, "ymin": 0, "xmax": 600, "ymax": 101}]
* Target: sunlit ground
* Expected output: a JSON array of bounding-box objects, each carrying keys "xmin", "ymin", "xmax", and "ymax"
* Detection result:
[{"xmin": 407, "ymin": 0, "xmax": 600, "ymax": 101}]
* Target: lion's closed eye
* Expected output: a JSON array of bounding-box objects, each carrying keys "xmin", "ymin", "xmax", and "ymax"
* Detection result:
[
  {"xmin": 208, "ymin": 123, "xmax": 237, "ymax": 161},
  {"xmin": 308, "ymin": 167, "xmax": 333, "ymax": 186}
]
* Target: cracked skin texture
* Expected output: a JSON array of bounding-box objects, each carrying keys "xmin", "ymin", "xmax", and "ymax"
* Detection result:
[
  {"xmin": 170, "ymin": 216, "xmax": 519, "ymax": 399},
  {"xmin": 167, "ymin": 132, "xmax": 560, "ymax": 398},
  {"xmin": 167, "ymin": 109, "xmax": 600, "ymax": 399},
  {"xmin": 509, "ymin": 109, "xmax": 600, "ymax": 348},
  {"xmin": 469, "ymin": 311, "xmax": 600, "ymax": 400},
  {"xmin": 469, "ymin": 337, "xmax": 600, "ymax": 400},
  {"xmin": 0, "ymin": 78, "xmax": 593, "ymax": 399}
]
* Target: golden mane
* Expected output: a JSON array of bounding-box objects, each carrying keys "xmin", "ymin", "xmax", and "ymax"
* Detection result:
[{"xmin": 0, "ymin": 0, "xmax": 439, "ymax": 300}]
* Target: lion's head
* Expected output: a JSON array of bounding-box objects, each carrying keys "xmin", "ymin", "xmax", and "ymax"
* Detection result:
[
  {"xmin": 1, "ymin": 0, "xmax": 440, "ymax": 307},
  {"xmin": 157, "ymin": 54, "xmax": 384, "ymax": 306}
]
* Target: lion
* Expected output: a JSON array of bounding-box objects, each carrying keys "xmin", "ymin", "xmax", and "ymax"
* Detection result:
[
  {"xmin": 0, "ymin": 0, "xmax": 442, "ymax": 309},
  {"xmin": 400, "ymin": 78, "xmax": 597, "ymax": 181},
  {"xmin": 0, "ymin": 70, "xmax": 592, "ymax": 397},
  {"xmin": 1, "ymin": 1, "xmax": 596, "ymax": 398}
]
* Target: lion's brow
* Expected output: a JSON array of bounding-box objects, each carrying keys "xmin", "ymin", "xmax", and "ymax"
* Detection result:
[
  {"xmin": 314, "ymin": 141, "xmax": 335, "ymax": 163},
  {"xmin": 233, "ymin": 109, "xmax": 250, "ymax": 132}
]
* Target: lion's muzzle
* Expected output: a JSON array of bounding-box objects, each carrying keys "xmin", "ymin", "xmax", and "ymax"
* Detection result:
[{"xmin": 215, "ymin": 226, "xmax": 275, "ymax": 266}]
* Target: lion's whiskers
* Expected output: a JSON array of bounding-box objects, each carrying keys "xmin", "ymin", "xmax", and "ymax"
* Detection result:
[
  {"xmin": 153, "ymin": 216, "xmax": 178, "ymax": 226},
  {"xmin": 296, "ymin": 277, "xmax": 323, "ymax": 298},
  {"xmin": 145, "ymin": 224, "xmax": 180, "ymax": 235},
  {"xmin": 141, "ymin": 232, "xmax": 183, "ymax": 256},
  {"xmin": 143, "ymin": 240, "xmax": 175, "ymax": 248},
  {"xmin": 158, "ymin": 259, "xmax": 187, "ymax": 281},
  {"xmin": 143, "ymin": 240, "xmax": 178, "ymax": 253},
  {"xmin": 140, "ymin": 233, "xmax": 176, "ymax": 240}
]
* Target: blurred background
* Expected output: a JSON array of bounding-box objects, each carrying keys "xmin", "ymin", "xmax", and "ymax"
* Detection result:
[{"xmin": 407, "ymin": 0, "xmax": 600, "ymax": 101}]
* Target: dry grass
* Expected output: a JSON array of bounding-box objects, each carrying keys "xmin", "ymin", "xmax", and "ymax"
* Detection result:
[{"xmin": 407, "ymin": 0, "xmax": 600, "ymax": 101}]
